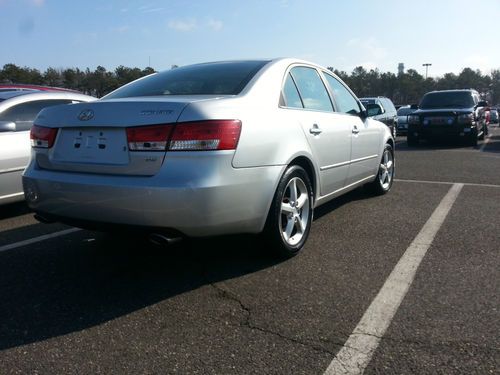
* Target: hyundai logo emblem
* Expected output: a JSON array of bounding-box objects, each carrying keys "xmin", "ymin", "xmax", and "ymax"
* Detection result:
[{"xmin": 78, "ymin": 109, "xmax": 94, "ymax": 121}]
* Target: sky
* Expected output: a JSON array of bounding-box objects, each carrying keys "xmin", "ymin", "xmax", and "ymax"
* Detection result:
[{"xmin": 1, "ymin": 0, "xmax": 499, "ymax": 77}]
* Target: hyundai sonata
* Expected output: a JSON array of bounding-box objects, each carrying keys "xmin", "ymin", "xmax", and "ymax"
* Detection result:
[{"xmin": 23, "ymin": 58, "xmax": 394, "ymax": 257}]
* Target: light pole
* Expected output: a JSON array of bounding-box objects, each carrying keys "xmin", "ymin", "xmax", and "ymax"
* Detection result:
[{"xmin": 422, "ymin": 63, "xmax": 432, "ymax": 79}]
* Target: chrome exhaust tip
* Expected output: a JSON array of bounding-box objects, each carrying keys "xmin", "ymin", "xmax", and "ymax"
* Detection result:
[{"xmin": 148, "ymin": 233, "xmax": 182, "ymax": 246}]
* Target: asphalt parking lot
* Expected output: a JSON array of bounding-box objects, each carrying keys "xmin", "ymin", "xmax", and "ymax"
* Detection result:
[{"xmin": 1, "ymin": 127, "xmax": 499, "ymax": 374}]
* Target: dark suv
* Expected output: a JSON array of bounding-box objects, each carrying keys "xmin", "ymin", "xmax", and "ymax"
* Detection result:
[
  {"xmin": 407, "ymin": 89, "xmax": 489, "ymax": 146},
  {"xmin": 360, "ymin": 96, "xmax": 398, "ymax": 137}
]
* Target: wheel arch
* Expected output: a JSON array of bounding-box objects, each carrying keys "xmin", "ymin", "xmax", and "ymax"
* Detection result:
[{"xmin": 288, "ymin": 156, "xmax": 317, "ymax": 203}]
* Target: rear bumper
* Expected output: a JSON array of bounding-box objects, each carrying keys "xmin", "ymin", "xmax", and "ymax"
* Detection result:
[{"xmin": 23, "ymin": 154, "xmax": 284, "ymax": 237}]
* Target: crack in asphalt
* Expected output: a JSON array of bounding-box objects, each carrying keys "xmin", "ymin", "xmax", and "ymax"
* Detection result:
[{"xmin": 208, "ymin": 280, "xmax": 339, "ymax": 357}]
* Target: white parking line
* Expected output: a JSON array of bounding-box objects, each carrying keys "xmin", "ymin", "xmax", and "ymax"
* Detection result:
[
  {"xmin": 324, "ymin": 183, "xmax": 463, "ymax": 375},
  {"xmin": 479, "ymin": 135, "xmax": 491, "ymax": 152},
  {"xmin": 0, "ymin": 228, "xmax": 81, "ymax": 253},
  {"xmin": 395, "ymin": 178, "xmax": 500, "ymax": 188}
]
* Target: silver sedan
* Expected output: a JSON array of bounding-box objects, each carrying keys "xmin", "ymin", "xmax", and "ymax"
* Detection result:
[
  {"xmin": 0, "ymin": 90, "xmax": 95, "ymax": 205},
  {"xmin": 23, "ymin": 58, "xmax": 394, "ymax": 257}
]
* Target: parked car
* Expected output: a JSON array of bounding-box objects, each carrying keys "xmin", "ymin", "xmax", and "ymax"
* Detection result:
[
  {"xmin": 22, "ymin": 58, "xmax": 394, "ymax": 257},
  {"xmin": 0, "ymin": 84, "xmax": 81, "ymax": 93},
  {"xmin": 396, "ymin": 105, "xmax": 417, "ymax": 135},
  {"xmin": 407, "ymin": 89, "xmax": 489, "ymax": 146},
  {"xmin": 0, "ymin": 91, "xmax": 95, "ymax": 205},
  {"xmin": 359, "ymin": 96, "xmax": 398, "ymax": 137}
]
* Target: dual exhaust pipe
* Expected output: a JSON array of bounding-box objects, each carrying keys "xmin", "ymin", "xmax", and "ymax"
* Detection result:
[{"xmin": 34, "ymin": 213, "xmax": 182, "ymax": 247}]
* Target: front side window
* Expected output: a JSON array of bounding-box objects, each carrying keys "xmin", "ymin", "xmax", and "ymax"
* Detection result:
[
  {"xmin": 0, "ymin": 99, "xmax": 73, "ymax": 131},
  {"xmin": 323, "ymin": 73, "xmax": 361, "ymax": 115},
  {"xmin": 289, "ymin": 67, "xmax": 333, "ymax": 112}
]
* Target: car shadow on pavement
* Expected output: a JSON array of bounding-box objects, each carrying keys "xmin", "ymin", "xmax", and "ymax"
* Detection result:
[
  {"xmin": 0, "ymin": 184, "xmax": 383, "ymax": 351},
  {"xmin": 0, "ymin": 226, "xmax": 282, "ymax": 350},
  {"xmin": 0, "ymin": 201, "xmax": 32, "ymax": 220}
]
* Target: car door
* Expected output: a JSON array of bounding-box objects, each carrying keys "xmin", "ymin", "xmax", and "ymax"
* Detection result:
[
  {"xmin": 284, "ymin": 66, "xmax": 351, "ymax": 196},
  {"xmin": 322, "ymin": 72, "xmax": 380, "ymax": 185}
]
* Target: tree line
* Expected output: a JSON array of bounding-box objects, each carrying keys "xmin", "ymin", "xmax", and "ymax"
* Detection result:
[
  {"xmin": 0, "ymin": 64, "xmax": 155, "ymax": 98},
  {"xmin": 329, "ymin": 66, "xmax": 500, "ymax": 106},
  {"xmin": 1, "ymin": 63, "xmax": 499, "ymax": 105}
]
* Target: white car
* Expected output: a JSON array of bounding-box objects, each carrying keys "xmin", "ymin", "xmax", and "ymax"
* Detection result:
[
  {"xmin": 0, "ymin": 90, "xmax": 95, "ymax": 204},
  {"xmin": 23, "ymin": 58, "xmax": 394, "ymax": 257}
]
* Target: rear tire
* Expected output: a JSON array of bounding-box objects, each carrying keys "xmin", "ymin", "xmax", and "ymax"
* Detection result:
[{"xmin": 264, "ymin": 165, "xmax": 313, "ymax": 258}]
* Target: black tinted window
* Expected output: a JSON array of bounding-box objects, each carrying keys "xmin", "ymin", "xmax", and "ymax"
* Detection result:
[
  {"xmin": 420, "ymin": 92, "xmax": 475, "ymax": 109},
  {"xmin": 290, "ymin": 67, "xmax": 333, "ymax": 112},
  {"xmin": 104, "ymin": 61, "xmax": 269, "ymax": 98}
]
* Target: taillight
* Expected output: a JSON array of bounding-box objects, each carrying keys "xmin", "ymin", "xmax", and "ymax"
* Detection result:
[
  {"xmin": 169, "ymin": 120, "xmax": 242, "ymax": 151},
  {"xmin": 30, "ymin": 125, "xmax": 58, "ymax": 148},
  {"xmin": 126, "ymin": 120, "xmax": 242, "ymax": 152},
  {"xmin": 126, "ymin": 124, "xmax": 174, "ymax": 151}
]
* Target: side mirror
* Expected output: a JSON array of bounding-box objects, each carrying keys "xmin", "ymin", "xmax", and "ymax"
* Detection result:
[
  {"xmin": 365, "ymin": 103, "xmax": 383, "ymax": 117},
  {"xmin": 477, "ymin": 100, "xmax": 488, "ymax": 107},
  {"xmin": 0, "ymin": 121, "xmax": 16, "ymax": 132},
  {"xmin": 410, "ymin": 104, "xmax": 419, "ymax": 110}
]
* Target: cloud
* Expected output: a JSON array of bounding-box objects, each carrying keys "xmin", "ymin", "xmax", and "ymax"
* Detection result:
[
  {"xmin": 347, "ymin": 37, "xmax": 387, "ymax": 60},
  {"xmin": 142, "ymin": 7, "xmax": 165, "ymax": 13},
  {"xmin": 168, "ymin": 18, "xmax": 197, "ymax": 32},
  {"xmin": 207, "ymin": 18, "xmax": 223, "ymax": 31},
  {"xmin": 111, "ymin": 26, "xmax": 130, "ymax": 34},
  {"xmin": 138, "ymin": 4, "xmax": 165, "ymax": 13}
]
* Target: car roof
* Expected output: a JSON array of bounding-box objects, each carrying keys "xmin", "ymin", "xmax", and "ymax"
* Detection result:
[
  {"xmin": 0, "ymin": 91, "xmax": 96, "ymax": 110},
  {"xmin": 425, "ymin": 89, "xmax": 478, "ymax": 94},
  {"xmin": 0, "ymin": 84, "xmax": 81, "ymax": 93}
]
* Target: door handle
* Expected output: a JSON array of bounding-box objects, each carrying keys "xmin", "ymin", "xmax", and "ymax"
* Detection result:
[
  {"xmin": 352, "ymin": 126, "xmax": 360, "ymax": 134},
  {"xmin": 309, "ymin": 124, "xmax": 322, "ymax": 135}
]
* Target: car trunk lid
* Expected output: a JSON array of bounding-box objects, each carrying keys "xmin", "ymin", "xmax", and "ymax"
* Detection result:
[{"xmin": 34, "ymin": 99, "xmax": 189, "ymax": 176}]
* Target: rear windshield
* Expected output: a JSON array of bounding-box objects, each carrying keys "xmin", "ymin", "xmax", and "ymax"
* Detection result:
[
  {"xmin": 419, "ymin": 92, "xmax": 475, "ymax": 109},
  {"xmin": 104, "ymin": 60, "xmax": 270, "ymax": 99},
  {"xmin": 360, "ymin": 99, "xmax": 375, "ymax": 105},
  {"xmin": 397, "ymin": 107, "xmax": 415, "ymax": 115}
]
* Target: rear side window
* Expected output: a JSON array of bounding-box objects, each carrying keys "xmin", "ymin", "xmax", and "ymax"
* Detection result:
[
  {"xmin": 382, "ymin": 98, "xmax": 396, "ymax": 113},
  {"xmin": 0, "ymin": 99, "xmax": 73, "ymax": 131},
  {"xmin": 289, "ymin": 67, "xmax": 333, "ymax": 112},
  {"xmin": 282, "ymin": 73, "xmax": 303, "ymax": 108},
  {"xmin": 323, "ymin": 74, "xmax": 361, "ymax": 115},
  {"xmin": 104, "ymin": 60, "xmax": 270, "ymax": 98}
]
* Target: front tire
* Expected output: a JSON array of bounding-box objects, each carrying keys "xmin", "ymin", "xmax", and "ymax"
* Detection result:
[
  {"xmin": 264, "ymin": 165, "xmax": 313, "ymax": 258},
  {"xmin": 469, "ymin": 127, "xmax": 478, "ymax": 147},
  {"xmin": 367, "ymin": 143, "xmax": 394, "ymax": 195}
]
